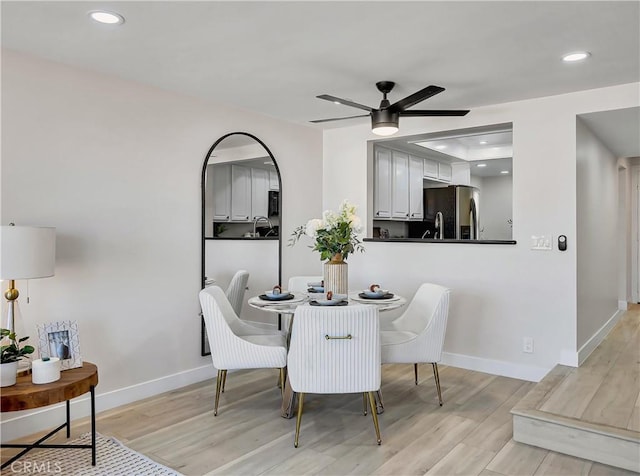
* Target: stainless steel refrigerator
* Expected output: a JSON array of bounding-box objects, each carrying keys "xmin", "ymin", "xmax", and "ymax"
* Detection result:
[{"xmin": 413, "ymin": 185, "xmax": 480, "ymax": 239}]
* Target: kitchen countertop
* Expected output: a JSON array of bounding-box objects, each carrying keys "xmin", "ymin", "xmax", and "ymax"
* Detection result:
[{"xmin": 364, "ymin": 238, "xmax": 517, "ymax": 244}]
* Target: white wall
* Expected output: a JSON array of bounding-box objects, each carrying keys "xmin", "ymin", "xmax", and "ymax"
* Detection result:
[
  {"xmin": 479, "ymin": 175, "xmax": 513, "ymax": 240},
  {"xmin": 575, "ymin": 118, "xmax": 620, "ymax": 349},
  {"xmin": 0, "ymin": 50, "xmax": 322, "ymax": 438},
  {"xmin": 323, "ymin": 82, "xmax": 639, "ymax": 377}
]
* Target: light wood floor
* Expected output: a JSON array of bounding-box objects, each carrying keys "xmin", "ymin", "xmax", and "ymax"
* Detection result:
[
  {"xmin": 538, "ymin": 304, "xmax": 640, "ymax": 432},
  {"xmin": 3, "ymin": 356, "xmax": 637, "ymax": 475}
]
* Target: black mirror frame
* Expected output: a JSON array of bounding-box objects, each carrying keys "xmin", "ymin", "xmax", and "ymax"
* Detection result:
[{"xmin": 200, "ymin": 132, "xmax": 283, "ymax": 356}]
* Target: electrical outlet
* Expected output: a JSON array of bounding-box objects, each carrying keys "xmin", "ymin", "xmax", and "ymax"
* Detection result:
[
  {"xmin": 531, "ymin": 235, "xmax": 552, "ymax": 251},
  {"xmin": 523, "ymin": 337, "xmax": 534, "ymax": 353}
]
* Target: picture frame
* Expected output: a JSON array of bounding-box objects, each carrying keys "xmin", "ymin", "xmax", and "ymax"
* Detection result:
[{"xmin": 37, "ymin": 320, "xmax": 82, "ymax": 370}]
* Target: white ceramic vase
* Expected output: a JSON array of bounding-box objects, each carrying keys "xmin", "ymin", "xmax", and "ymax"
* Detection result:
[{"xmin": 0, "ymin": 361, "xmax": 18, "ymax": 387}]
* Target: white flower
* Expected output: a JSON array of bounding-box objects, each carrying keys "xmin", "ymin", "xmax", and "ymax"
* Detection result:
[
  {"xmin": 305, "ymin": 218, "xmax": 323, "ymax": 238},
  {"xmin": 349, "ymin": 215, "xmax": 363, "ymax": 234}
]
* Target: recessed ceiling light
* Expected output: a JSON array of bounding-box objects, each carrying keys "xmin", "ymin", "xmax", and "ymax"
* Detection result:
[
  {"xmin": 500, "ymin": 170, "xmax": 510, "ymax": 174},
  {"xmin": 333, "ymin": 101, "xmax": 341, "ymax": 105},
  {"xmin": 562, "ymin": 51, "xmax": 591, "ymax": 62},
  {"xmin": 476, "ymin": 163, "xmax": 487, "ymax": 168},
  {"xmin": 435, "ymin": 145, "xmax": 447, "ymax": 150},
  {"xmin": 479, "ymin": 141, "xmax": 488, "ymax": 145},
  {"xmin": 89, "ymin": 10, "xmax": 125, "ymax": 25}
]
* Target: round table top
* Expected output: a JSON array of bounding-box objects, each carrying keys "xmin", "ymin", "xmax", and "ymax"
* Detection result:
[
  {"xmin": 1, "ymin": 362, "xmax": 98, "ymax": 412},
  {"xmin": 247, "ymin": 292, "xmax": 407, "ymax": 314}
]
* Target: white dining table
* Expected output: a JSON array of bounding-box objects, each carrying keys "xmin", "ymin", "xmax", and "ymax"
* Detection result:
[{"xmin": 247, "ymin": 289, "xmax": 408, "ymax": 419}]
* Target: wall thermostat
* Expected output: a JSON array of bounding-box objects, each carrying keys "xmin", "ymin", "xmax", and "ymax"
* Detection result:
[{"xmin": 558, "ymin": 235, "xmax": 567, "ymax": 251}]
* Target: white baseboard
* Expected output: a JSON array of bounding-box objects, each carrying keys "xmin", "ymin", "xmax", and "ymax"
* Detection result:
[
  {"xmin": 441, "ymin": 352, "xmax": 551, "ymax": 383},
  {"xmin": 577, "ymin": 309, "xmax": 625, "ymax": 366},
  {"xmin": 618, "ymin": 300, "xmax": 629, "ymax": 311},
  {"xmin": 0, "ymin": 363, "xmax": 215, "ymax": 442}
]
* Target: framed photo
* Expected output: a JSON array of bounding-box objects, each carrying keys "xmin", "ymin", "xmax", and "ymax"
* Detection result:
[{"xmin": 37, "ymin": 320, "xmax": 82, "ymax": 370}]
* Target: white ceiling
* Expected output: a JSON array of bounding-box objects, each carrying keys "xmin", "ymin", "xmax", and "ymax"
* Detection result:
[{"xmin": 2, "ymin": 1, "xmax": 639, "ymax": 156}]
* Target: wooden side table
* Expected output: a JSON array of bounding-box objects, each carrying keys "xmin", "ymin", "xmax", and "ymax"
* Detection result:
[{"xmin": 1, "ymin": 362, "xmax": 99, "ymax": 469}]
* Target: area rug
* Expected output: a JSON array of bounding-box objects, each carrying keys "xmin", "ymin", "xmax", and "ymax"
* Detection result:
[{"xmin": 3, "ymin": 432, "xmax": 183, "ymax": 476}]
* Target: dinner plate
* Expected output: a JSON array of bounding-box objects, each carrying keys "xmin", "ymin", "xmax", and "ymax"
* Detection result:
[
  {"xmin": 307, "ymin": 281, "xmax": 323, "ymax": 287},
  {"xmin": 357, "ymin": 292, "xmax": 395, "ymax": 300},
  {"xmin": 310, "ymin": 299, "xmax": 348, "ymax": 306},
  {"xmin": 259, "ymin": 292, "xmax": 293, "ymax": 301},
  {"xmin": 362, "ymin": 289, "xmax": 389, "ymax": 298},
  {"xmin": 307, "ymin": 286, "xmax": 325, "ymax": 293}
]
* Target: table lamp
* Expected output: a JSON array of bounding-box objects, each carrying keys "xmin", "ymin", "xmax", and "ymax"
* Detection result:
[{"xmin": 0, "ymin": 224, "xmax": 56, "ymax": 335}]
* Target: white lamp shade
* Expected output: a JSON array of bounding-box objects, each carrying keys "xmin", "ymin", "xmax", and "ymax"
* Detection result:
[{"xmin": 0, "ymin": 226, "xmax": 56, "ymax": 279}]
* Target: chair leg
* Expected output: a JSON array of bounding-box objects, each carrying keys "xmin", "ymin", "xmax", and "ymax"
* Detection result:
[
  {"xmin": 375, "ymin": 389, "xmax": 385, "ymax": 413},
  {"xmin": 294, "ymin": 392, "xmax": 305, "ymax": 448},
  {"xmin": 214, "ymin": 369, "xmax": 225, "ymax": 416},
  {"xmin": 279, "ymin": 368, "xmax": 286, "ymax": 396},
  {"xmin": 432, "ymin": 363, "xmax": 443, "ymax": 406},
  {"xmin": 414, "ymin": 363, "xmax": 419, "ymax": 385},
  {"xmin": 367, "ymin": 392, "xmax": 382, "ymax": 445},
  {"xmin": 221, "ymin": 369, "xmax": 227, "ymax": 393},
  {"xmin": 363, "ymin": 393, "xmax": 368, "ymax": 416}
]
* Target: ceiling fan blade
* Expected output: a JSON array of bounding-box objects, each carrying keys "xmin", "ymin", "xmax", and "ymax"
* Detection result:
[
  {"xmin": 389, "ymin": 85, "xmax": 445, "ymax": 112},
  {"xmin": 317, "ymin": 94, "xmax": 373, "ymax": 112},
  {"xmin": 310, "ymin": 114, "xmax": 370, "ymax": 123},
  {"xmin": 400, "ymin": 109, "xmax": 470, "ymax": 117}
]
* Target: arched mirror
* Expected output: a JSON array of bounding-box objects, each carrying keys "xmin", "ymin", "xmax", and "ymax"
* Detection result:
[{"xmin": 201, "ymin": 132, "xmax": 282, "ymax": 355}]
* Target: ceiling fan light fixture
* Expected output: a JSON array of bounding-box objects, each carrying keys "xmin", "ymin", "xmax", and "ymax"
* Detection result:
[{"xmin": 371, "ymin": 110, "xmax": 399, "ymax": 136}]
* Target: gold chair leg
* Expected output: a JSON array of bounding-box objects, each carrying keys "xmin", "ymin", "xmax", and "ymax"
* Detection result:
[
  {"xmin": 414, "ymin": 363, "xmax": 419, "ymax": 385},
  {"xmin": 368, "ymin": 392, "xmax": 382, "ymax": 445},
  {"xmin": 363, "ymin": 393, "xmax": 368, "ymax": 416},
  {"xmin": 214, "ymin": 369, "xmax": 225, "ymax": 416},
  {"xmin": 294, "ymin": 392, "xmax": 304, "ymax": 448},
  {"xmin": 221, "ymin": 369, "xmax": 227, "ymax": 393},
  {"xmin": 432, "ymin": 363, "xmax": 443, "ymax": 406},
  {"xmin": 376, "ymin": 389, "xmax": 385, "ymax": 413}
]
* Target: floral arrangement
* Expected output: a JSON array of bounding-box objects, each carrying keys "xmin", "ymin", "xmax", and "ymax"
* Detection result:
[{"xmin": 289, "ymin": 200, "xmax": 365, "ymax": 261}]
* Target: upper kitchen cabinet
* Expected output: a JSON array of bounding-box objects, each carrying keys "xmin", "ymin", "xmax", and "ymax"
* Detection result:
[
  {"xmin": 438, "ymin": 163, "xmax": 452, "ymax": 182},
  {"xmin": 269, "ymin": 170, "xmax": 279, "ymax": 191},
  {"xmin": 212, "ymin": 164, "xmax": 232, "ymax": 222},
  {"xmin": 251, "ymin": 168, "xmax": 269, "ymax": 220},
  {"xmin": 373, "ymin": 147, "xmax": 392, "ymax": 218},
  {"xmin": 373, "ymin": 146, "xmax": 423, "ymax": 221},
  {"xmin": 231, "ymin": 165, "xmax": 252, "ymax": 221}
]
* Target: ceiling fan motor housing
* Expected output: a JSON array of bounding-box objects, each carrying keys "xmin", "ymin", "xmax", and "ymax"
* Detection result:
[{"xmin": 371, "ymin": 109, "xmax": 399, "ymax": 129}]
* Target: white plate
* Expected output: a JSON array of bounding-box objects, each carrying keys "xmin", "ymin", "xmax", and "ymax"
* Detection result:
[
  {"xmin": 307, "ymin": 286, "xmax": 325, "ymax": 293},
  {"xmin": 362, "ymin": 289, "xmax": 389, "ymax": 298},
  {"xmin": 263, "ymin": 291, "xmax": 292, "ymax": 300},
  {"xmin": 312, "ymin": 299, "xmax": 348, "ymax": 306},
  {"xmin": 307, "ymin": 281, "xmax": 323, "ymax": 287}
]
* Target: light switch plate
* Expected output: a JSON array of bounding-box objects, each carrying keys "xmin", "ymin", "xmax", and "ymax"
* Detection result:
[{"xmin": 531, "ymin": 235, "xmax": 552, "ymax": 250}]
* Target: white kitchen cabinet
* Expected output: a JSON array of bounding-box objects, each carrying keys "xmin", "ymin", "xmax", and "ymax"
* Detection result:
[
  {"xmin": 423, "ymin": 159, "xmax": 439, "ymax": 179},
  {"xmin": 451, "ymin": 162, "xmax": 471, "ymax": 185},
  {"xmin": 212, "ymin": 164, "xmax": 231, "ymax": 222},
  {"xmin": 231, "ymin": 165, "xmax": 252, "ymax": 222},
  {"xmin": 269, "ymin": 170, "xmax": 279, "ymax": 190},
  {"xmin": 409, "ymin": 156, "xmax": 424, "ymax": 220},
  {"xmin": 373, "ymin": 147, "xmax": 392, "ymax": 219},
  {"xmin": 391, "ymin": 150, "xmax": 410, "ymax": 219},
  {"xmin": 438, "ymin": 162, "xmax": 453, "ymax": 181},
  {"xmin": 251, "ymin": 168, "xmax": 269, "ymax": 220}
]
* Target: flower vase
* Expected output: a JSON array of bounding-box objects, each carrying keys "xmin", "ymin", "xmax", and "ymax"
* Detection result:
[
  {"xmin": 324, "ymin": 253, "xmax": 348, "ymax": 295},
  {"xmin": 0, "ymin": 361, "xmax": 18, "ymax": 387}
]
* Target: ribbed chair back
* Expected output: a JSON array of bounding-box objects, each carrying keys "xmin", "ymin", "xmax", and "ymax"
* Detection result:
[
  {"xmin": 287, "ymin": 275, "xmax": 323, "ymax": 293},
  {"xmin": 225, "ymin": 270, "xmax": 249, "ymax": 317},
  {"xmin": 288, "ymin": 304, "xmax": 380, "ymax": 394}
]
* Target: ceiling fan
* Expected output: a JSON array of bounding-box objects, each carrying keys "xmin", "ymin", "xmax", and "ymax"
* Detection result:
[{"xmin": 311, "ymin": 81, "xmax": 470, "ymax": 136}]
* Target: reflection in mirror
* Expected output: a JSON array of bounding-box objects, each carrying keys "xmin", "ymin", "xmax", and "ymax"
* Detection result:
[
  {"xmin": 201, "ymin": 133, "xmax": 281, "ymax": 355},
  {"xmin": 371, "ymin": 123, "xmax": 513, "ymax": 241}
]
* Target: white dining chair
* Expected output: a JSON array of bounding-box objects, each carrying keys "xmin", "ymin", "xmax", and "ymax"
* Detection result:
[
  {"xmin": 287, "ymin": 304, "xmax": 382, "ymax": 447},
  {"xmin": 199, "ymin": 285, "xmax": 287, "ymax": 416},
  {"xmin": 225, "ymin": 269, "xmax": 250, "ymax": 317},
  {"xmin": 286, "ymin": 275, "xmax": 323, "ymax": 293},
  {"xmin": 380, "ymin": 283, "xmax": 451, "ymax": 406}
]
